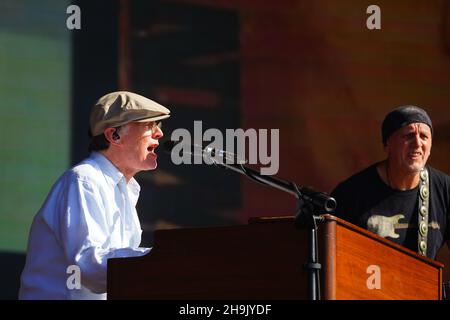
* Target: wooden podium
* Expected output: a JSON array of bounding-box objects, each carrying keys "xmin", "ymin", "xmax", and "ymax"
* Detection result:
[{"xmin": 107, "ymin": 215, "xmax": 443, "ymax": 299}]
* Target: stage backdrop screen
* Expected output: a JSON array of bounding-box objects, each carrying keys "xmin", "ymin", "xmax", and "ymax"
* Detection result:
[{"xmin": 0, "ymin": 0, "xmax": 71, "ymax": 252}]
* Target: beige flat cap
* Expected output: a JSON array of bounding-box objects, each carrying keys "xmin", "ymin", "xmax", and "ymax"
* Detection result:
[{"xmin": 90, "ymin": 91, "xmax": 171, "ymax": 136}]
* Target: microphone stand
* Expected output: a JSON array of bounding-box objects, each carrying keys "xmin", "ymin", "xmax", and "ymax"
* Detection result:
[{"xmin": 209, "ymin": 158, "xmax": 336, "ymax": 300}]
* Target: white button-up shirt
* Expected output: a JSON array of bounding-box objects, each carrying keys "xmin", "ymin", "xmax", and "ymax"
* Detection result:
[{"xmin": 19, "ymin": 152, "xmax": 150, "ymax": 300}]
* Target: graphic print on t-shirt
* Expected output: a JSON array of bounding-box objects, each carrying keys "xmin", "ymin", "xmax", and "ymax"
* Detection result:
[
  {"xmin": 367, "ymin": 214, "xmax": 409, "ymax": 239},
  {"xmin": 367, "ymin": 213, "xmax": 440, "ymax": 240}
]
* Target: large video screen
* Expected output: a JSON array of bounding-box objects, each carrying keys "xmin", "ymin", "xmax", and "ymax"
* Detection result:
[{"xmin": 0, "ymin": 0, "xmax": 71, "ymax": 252}]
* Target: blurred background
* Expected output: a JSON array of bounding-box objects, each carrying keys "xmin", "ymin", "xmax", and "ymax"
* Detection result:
[{"xmin": 1, "ymin": 0, "xmax": 450, "ymax": 299}]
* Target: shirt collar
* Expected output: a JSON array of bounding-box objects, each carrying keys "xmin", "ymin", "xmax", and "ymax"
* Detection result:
[
  {"xmin": 90, "ymin": 152, "xmax": 141, "ymax": 196},
  {"xmin": 127, "ymin": 178, "xmax": 141, "ymax": 206},
  {"xmin": 90, "ymin": 152, "xmax": 124, "ymax": 185}
]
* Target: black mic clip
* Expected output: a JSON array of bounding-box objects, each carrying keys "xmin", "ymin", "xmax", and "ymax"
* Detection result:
[{"xmin": 292, "ymin": 182, "xmax": 335, "ymax": 229}]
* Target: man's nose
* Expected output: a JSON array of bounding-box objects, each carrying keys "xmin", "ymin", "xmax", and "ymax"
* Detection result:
[
  {"xmin": 152, "ymin": 125, "xmax": 163, "ymax": 139},
  {"xmin": 412, "ymin": 133, "xmax": 422, "ymax": 147}
]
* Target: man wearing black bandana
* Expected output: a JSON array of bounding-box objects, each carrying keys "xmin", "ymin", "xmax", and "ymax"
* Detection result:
[{"xmin": 331, "ymin": 105, "xmax": 450, "ymax": 260}]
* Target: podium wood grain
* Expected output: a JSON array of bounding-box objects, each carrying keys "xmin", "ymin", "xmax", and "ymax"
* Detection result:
[{"xmin": 108, "ymin": 215, "xmax": 443, "ymax": 299}]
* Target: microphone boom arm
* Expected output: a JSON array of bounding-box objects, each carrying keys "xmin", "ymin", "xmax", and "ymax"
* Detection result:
[{"xmin": 210, "ymin": 158, "xmax": 336, "ymax": 213}]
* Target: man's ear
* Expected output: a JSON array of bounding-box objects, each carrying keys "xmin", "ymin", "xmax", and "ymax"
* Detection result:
[
  {"xmin": 104, "ymin": 128, "xmax": 121, "ymax": 145},
  {"xmin": 383, "ymin": 137, "xmax": 392, "ymax": 154}
]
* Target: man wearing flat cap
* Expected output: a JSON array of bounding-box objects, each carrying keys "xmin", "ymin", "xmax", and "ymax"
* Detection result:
[
  {"xmin": 19, "ymin": 91, "xmax": 170, "ymax": 299},
  {"xmin": 331, "ymin": 105, "xmax": 450, "ymax": 260}
]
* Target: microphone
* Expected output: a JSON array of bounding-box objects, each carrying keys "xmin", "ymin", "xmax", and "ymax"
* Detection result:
[
  {"xmin": 295, "ymin": 186, "xmax": 336, "ymax": 213},
  {"xmin": 163, "ymin": 140, "xmax": 335, "ymax": 213},
  {"xmin": 163, "ymin": 140, "xmax": 247, "ymax": 164}
]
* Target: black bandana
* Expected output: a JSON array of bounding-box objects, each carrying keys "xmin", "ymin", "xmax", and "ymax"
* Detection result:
[{"xmin": 381, "ymin": 105, "xmax": 433, "ymax": 145}]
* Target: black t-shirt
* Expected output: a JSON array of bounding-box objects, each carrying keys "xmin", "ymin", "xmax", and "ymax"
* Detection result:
[{"xmin": 331, "ymin": 163, "xmax": 450, "ymax": 259}]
